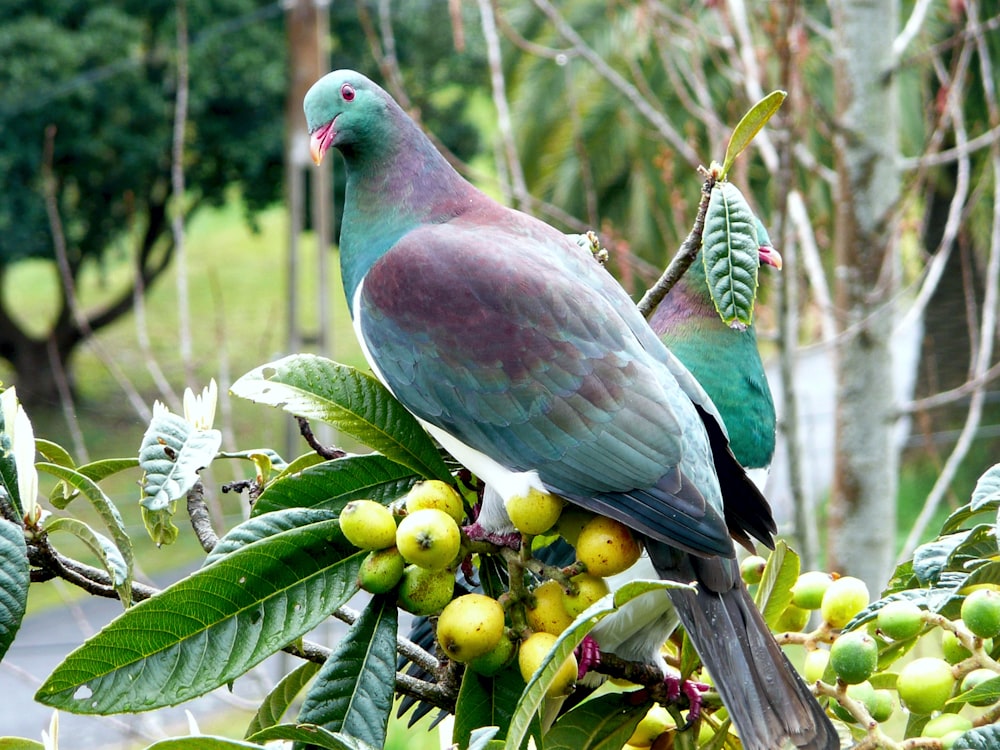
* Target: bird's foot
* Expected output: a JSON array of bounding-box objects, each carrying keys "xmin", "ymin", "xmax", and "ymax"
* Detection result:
[
  {"xmin": 463, "ymin": 521, "xmax": 522, "ymax": 549},
  {"xmin": 575, "ymin": 635, "xmax": 602, "ymax": 680},
  {"xmin": 663, "ymin": 674, "xmax": 710, "ymax": 726}
]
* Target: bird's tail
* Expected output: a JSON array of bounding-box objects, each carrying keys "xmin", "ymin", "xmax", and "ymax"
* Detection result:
[{"xmin": 650, "ymin": 548, "xmax": 840, "ymax": 750}]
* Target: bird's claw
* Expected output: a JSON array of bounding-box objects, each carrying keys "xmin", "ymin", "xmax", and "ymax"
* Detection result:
[
  {"xmin": 575, "ymin": 635, "xmax": 601, "ymax": 680},
  {"xmin": 664, "ymin": 675, "xmax": 710, "ymax": 727},
  {"xmin": 463, "ymin": 522, "xmax": 522, "ymax": 549}
]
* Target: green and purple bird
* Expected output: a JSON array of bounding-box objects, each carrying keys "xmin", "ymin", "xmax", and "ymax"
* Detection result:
[{"xmin": 305, "ymin": 70, "xmax": 836, "ymax": 750}]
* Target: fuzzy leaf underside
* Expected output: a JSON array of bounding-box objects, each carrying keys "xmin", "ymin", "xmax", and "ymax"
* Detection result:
[
  {"xmin": 0, "ymin": 518, "xmax": 28, "ymax": 663},
  {"xmin": 702, "ymin": 182, "xmax": 760, "ymax": 328},
  {"xmin": 231, "ymin": 354, "xmax": 451, "ymax": 482},
  {"xmin": 35, "ymin": 517, "xmax": 363, "ymax": 714},
  {"xmin": 138, "ymin": 407, "xmax": 222, "ymax": 512},
  {"xmin": 252, "ymin": 454, "xmax": 420, "ymax": 517}
]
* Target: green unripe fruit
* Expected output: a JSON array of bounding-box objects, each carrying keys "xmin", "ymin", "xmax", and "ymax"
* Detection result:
[
  {"xmin": 563, "ymin": 573, "xmax": 610, "ymax": 617},
  {"xmin": 941, "ymin": 624, "xmax": 991, "ymax": 665},
  {"xmin": 506, "ymin": 488, "xmax": 564, "ymax": 536},
  {"xmin": 803, "ymin": 648, "xmax": 830, "ymax": 684},
  {"xmin": 792, "ymin": 571, "xmax": 834, "ymax": 610},
  {"xmin": 518, "ymin": 631, "xmax": 577, "ymax": 697},
  {"xmin": 831, "ymin": 680, "xmax": 876, "ymax": 723},
  {"xmin": 527, "ymin": 580, "xmax": 575, "ymax": 635},
  {"xmin": 820, "ymin": 576, "xmax": 870, "ymax": 628},
  {"xmin": 395, "ymin": 508, "xmax": 461, "ymax": 570},
  {"xmin": 339, "ymin": 499, "xmax": 397, "ymax": 550},
  {"xmin": 897, "ymin": 657, "xmax": 956, "ymax": 714},
  {"xmin": 775, "ymin": 604, "xmax": 811, "ymax": 633},
  {"xmin": 575, "ymin": 516, "xmax": 642, "ymax": 577},
  {"xmin": 404, "ymin": 479, "xmax": 467, "ymax": 523},
  {"xmin": 555, "ymin": 507, "xmax": 596, "ymax": 546},
  {"xmin": 830, "ymin": 631, "xmax": 879, "ymax": 684},
  {"xmin": 357, "ymin": 547, "xmax": 405, "ymax": 594},
  {"xmin": 469, "ymin": 632, "xmax": 517, "ymax": 676},
  {"xmin": 923, "ymin": 714, "xmax": 972, "ymax": 742},
  {"xmin": 960, "ymin": 667, "xmax": 1000, "ymax": 707},
  {"xmin": 740, "ymin": 555, "xmax": 767, "ymax": 585},
  {"xmin": 870, "ymin": 689, "xmax": 895, "ymax": 723},
  {"xmin": 939, "ymin": 730, "xmax": 969, "ymax": 750},
  {"xmin": 436, "ymin": 593, "xmax": 506, "ymax": 663},
  {"xmin": 962, "ymin": 589, "xmax": 1000, "ymax": 639},
  {"xmin": 397, "ymin": 564, "xmax": 454, "ymax": 616},
  {"xmin": 876, "ymin": 601, "xmax": 924, "ymax": 640}
]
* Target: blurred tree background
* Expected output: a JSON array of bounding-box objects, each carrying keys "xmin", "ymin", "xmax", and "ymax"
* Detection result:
[{"xmin": 1, "ymin": 0, "xmax": 998, "ymax": 599}]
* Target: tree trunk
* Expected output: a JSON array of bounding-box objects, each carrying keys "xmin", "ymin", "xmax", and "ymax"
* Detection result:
[{"xmin": 827, "ymin": 0, "xmax": 902, "ymax": 590}]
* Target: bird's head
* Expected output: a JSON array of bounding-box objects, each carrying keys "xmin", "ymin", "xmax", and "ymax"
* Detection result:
[{"xmin": 304, "ymin": 70, "xmax": 391, "ymax": 165}]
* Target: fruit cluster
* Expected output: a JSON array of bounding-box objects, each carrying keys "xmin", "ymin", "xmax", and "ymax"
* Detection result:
[{"xmin": 757, "ymin": 559, "xmax": 1000, "ymax": 748}]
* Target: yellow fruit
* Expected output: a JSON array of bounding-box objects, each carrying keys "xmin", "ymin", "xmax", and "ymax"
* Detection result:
[
  {"xmin": 395, "ymin": 508, "xmax": 461, "ymax": 570},
  {"xmin": 403, "ymin": 479, "xmax": 466, "ymax": 523},
  {"xmin": 740, "ymin": 554, "xmax": 767, "ymax": 585},
  {"xmin": 775, "ymin": 604, "xmax": 811, "ymax": 633},
  {"xmin": 803, "ymin": 648, "xmax": 830, "ymax": 683},
  {"xmin": 397, "ymin": 565, "xmax": 454, "ymax": 616},
  {"xmin": 897, "ymin": 657, "xmax": 956, "ymax": 714},
  {"xmin": 627, "ymin": 703, "xmax": 673, "ymax": 747},
  {"xmin": 563, "ymin": 573, "xmax": 610, "ymax": 617},
  {"xmin": 575, "ymin": 516, "xmax": 642, "ymax": 577},
  {"xmin": 820, "ymin": 576, "xmax": 870, "ymax": 628},
  {"xmin": 518, "ymin": 631, "xmax": 577, "ymax": 697},
  {"xmin": 437, "ymin": 593, "xmax": 506, "ymax": 663},
  {"xmin": 339, "ymin": 499, "xmax": 397, "ymax": 550},
  {"xmin": 527, "ymin": 580, "xmax": 575, "ymax": 635},
  {"xmin": 506, "ymin": 488, "xmax": 564, "ymax": 535},
  {"xmin": 554, "ymin": 507, "xmax": 596, "ymax": 546}
]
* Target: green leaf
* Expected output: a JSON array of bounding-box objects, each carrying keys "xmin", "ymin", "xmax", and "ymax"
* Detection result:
[
  {"xmin": 35, "ymin": 517, "xmax": 363, "ymax": 714},
  {"xmin": 954, "ymin": 725, "xmax": 1000, "ymax": 750},
  {"xmin": 144, "ymin": 738, "xmax": 266, "ymax": 750},
  {"xmin": 468, "ymin": 727, "xmax": 501, "ymax": 750},
  {"xmin": 142, "ymin": 505, "xmax": 179, "ymax": 547},
  {"xmin": 753, "ymin": 541, "xmax": 799, "ymax": 629},
  {"xmin": 948, "ymin": 674, "xmax": 1000, "ymax": 708},
  {"xmin": 248, "ymin": 726, "xmax": 377, "ymax": 750},
  {"xmin": 35, "ymin": 462, "xmax": 133, "ymax": 605},
  {"xmin": 0, "ymin": 740, "xmax": 46, "ymax": 750},
  {"xmin": 231, "ymin": 355, "xmax": 451, "ymax": 482},
  {"xmin": 206, "ymin": 508, "xmax": 339, "ymax": 567},
  {"xmin": 138, "ymin": 404, "xmax": 222, "ymax": 512},
  {"xmin": 913, "ymin": 532, "xmax": 970, "ymax": 584},
  {"xmin": 0, "ymin": 518, "xmax": 28, "ymax": 662},
  {"xmin": 245, "ymin": 660, "xmax": 322, "ymax": 737},
  {"xmin": 297, "ymin": 594, "xmax": 398, "ymax": 748},
  {"xmin": 218, "ymin": 448, "xmax": 289, "ymax": 473},
  {"xmin": 253, "ymin": 454, "xmax": 420, "ymax": 517},
  {"xmin": 721, "ymin": 90, "xmax": 786, "ymax": 177},
  {"xmin": 545, "ymin": 691, "xmax": 649, "ymax": 750},
  {"xmin": 0, "ymin": 413, "xmax": 20, "ymax": 518},
  {"xmin": 45, "ymin": 517, "xmax": 130, "ymax": 606},
  {"xmin": 50, "ymin": 458, "xmax": 140, "ymax": 508},
  {"xmin": 454, "ymin": 667, "xmax": 529, "ymax": 748},
  {"xmin": 702, "ymin": 182, "xmax": 761, "ymax": 328},
  {"xmin": 35, "ymin": 438, "xmax": 75, "ymax": 468},
  {"xmin": 504, "ymin": 580, "xmax": 694, "ymax": 750},
  {"xmin": 942, "ymin": 502, "xmax": 995, "ymax": 535},
  {"xmin": 970, "ymin": 463, "xmax": 1000, "ymax": 510}
]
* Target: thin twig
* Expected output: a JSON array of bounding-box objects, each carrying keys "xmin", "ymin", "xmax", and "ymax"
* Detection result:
[
  {"xmin": 187, "ymin": 482, "xmax": 218, "ymax": 553},
  {"xmin": 296, "ymin": 417, "xmax": 346, "ymax": 461}
]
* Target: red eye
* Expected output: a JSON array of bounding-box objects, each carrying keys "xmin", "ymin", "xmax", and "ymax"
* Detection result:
[{"xmin": 341, "ymin": 83, "xmax": 355, "ymax": 102}]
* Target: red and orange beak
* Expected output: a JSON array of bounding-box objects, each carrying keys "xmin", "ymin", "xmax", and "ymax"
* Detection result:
[
  {"xmin": 309, "ymin": 120, "xmax": 336, "ymax": 165},
  {"xmin": 759, "ymin": 243, "xmax": 782, "ymax": 270}
]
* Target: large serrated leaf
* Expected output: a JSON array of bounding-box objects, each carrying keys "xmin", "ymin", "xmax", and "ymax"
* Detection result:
[
  {"xmin": 0, "ymin": 518, "xmax": 28, "ymax": 662},
  {"xmin": 504, "ymin": 579, "xmax": 694, "ymax": 750},
  {"xmin": 35, "ymin": 462, "xmax": 134, "ymax": 605},
  {"xmin": 253, "ymin": 454, "xmax": 420, "ymax": 517},
  {"xmin": 702, "ymin": 182, "xmax": 761, "ymax": 328},
  {"xmin": 35, "ymin": 517, "xmax": 363, "ymax": 714},
  {"xmin": 545, "ymin": 691, "xmax": 649, "ymax": 750},
  {"xmin": 754, "ymin": 541, "xmax": 799, "ymax": 629},
  {"xmin": 454, "ymin": 666, "xmax": 530, "ymax": 749},
  {"xmin": 231, "ymin": 355, "xmax": 451, "ymax": 482},
  {"xmin": 245, "ymin": 660, "xmax": 322, "ymax": 737},
  {"xmin": 138, "ymin": 404, "xmax": 222, "ymax": 512},
  {"xmin": 45, "ymin": 517, "xmax": 130, "ymax": 606},
  {"xmin": 206, "ymin": 508, "xmax": 338, "ymax": 566},
  {"xmin": 721, "ymin": 90, "xmax": 786, "ymax": 177},
  {"xmin": 296, "ymin": 594, "xmax": 398, "ymax": 749}
]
